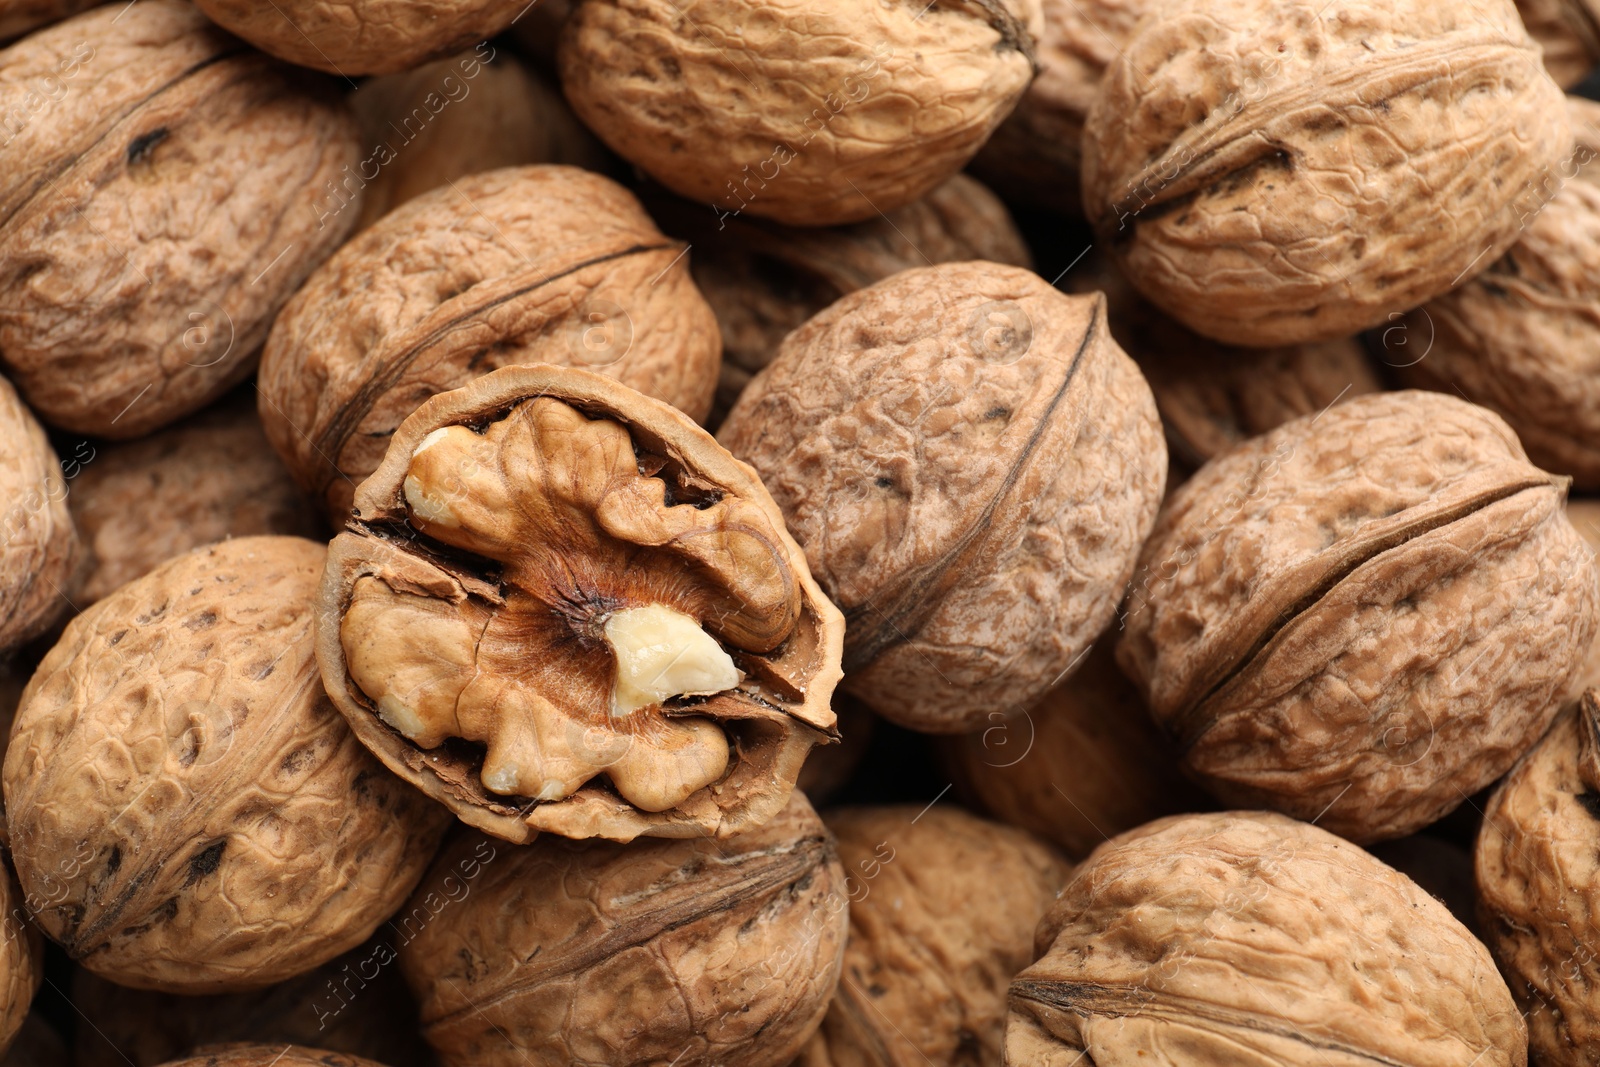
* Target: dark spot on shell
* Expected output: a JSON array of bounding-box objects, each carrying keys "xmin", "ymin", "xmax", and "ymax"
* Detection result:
[
  {"xmin": 185, "ymin": 841, "xmax": 226, "ymax": 885},
  {"xmin": 983, "ymin": 406, "xmax": 1011, "ymax": 421},
  {"xmin": 280, "ymin": 746, "xmax": 316, "ymax": 775},
  {"xmin": 104, "ymin": 845, "xmax": 121, "ymax": 877},
  {"xmin": 126, "ymin": 127, "xmax": 168, "ymax": 165},
  {"xmin": 107, "ymin": 629, "xmax": 127, "ymax": 647},
  {"xmin": 248, "ymin": 659, "xmax": 276, "ymax": 680},
  {"xmin": 184, "ymin": 610, "xmax": 218, "ymax": 631},
  {"xmin": 875, "ymin": 476, "xmax": 894, "ymax": 489},
  {"xmin": 1575, "ymin": 791, "xmax": 1600, "ymax": 820}
]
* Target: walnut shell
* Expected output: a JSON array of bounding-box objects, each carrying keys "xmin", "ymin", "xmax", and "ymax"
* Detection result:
[
  {"xmin": 257, "ymin": 164, "xmax": 721, "ymax": 523},
  {"xmin": 718, "ymin": 262, "xmax": 1165, "ymax": 734},
  {"xmin": 0, "ymin": 373, "xmax": 77, "ymax": 655},
  {"xmin": 397, "ymin": 791, "xmax": 846, "ymax": 1067},
  {"xmin": 0, "ymin": 0, "xmax": 94, "ymax": 42},
  {"xmin": 1008, "ymin": 811, "xmax": 1525, "ymax": 1066},
  {"xmin": 557, "ymin": 0, "xmax": 1035, "ymax": 226},
  {"xmin": 152, "ymin": 1046, "xmax": 389, "ymax": 1067},
  {"xmin": 0, "ymin": 1, "xmax": 361, "ymax": 438},
  {"xmin": 1082, "ymin": 0, "xmax": 1572, "ymax": 347},
  {"xmin": 1568, "ymin": 497, "xmax": 1600, "ymax": 693},
  {"xmin": 1516, "ymin": 0, "xmax": 1600, "ymax": 88},
  {"xmin": 317, "ymin": 364, "xmax": 844, "ymax": 843},
  {"xmin": 0, "ymin": 871, "xmax": 41, "ymax": 1062},
  {"xmin": 1118, "ymin": 390, "xmax": 1600, "ymax": 843},
  {"xmin": 1367, "ymin": 833, "xmax": 1479, "ymax": 936},
  {"xmin": 2, "ymin": 536, "xmax": 451, "ymax": 993},
  {"xmin": 66, "ymin": 391, "xmax": 322, "ymax": 607},
  {"xmin": 795, "ymin": 805, "xmax": 1068, "ymax": 1067}
]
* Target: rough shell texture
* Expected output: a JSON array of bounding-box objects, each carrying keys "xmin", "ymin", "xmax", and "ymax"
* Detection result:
[
  {"xmin": 189, "ymin": 0, "xmax": 525, "ymax": 76},
  {"xmin": 718, "ymin": 262, "xmax": 1166, "ymax": 734},
  {"xmin": 940, "ymin": 637, "xmax": 1209, "ymax": 860},
  {"xmin": 398, "ymin": 791, "xmax": 847, "ymax": 1067},
  {"xmin": 1567, "ymin": 497, "xmax": 1600, "ymax": 693},
  {"xmin": 0, "ymin": 871, "xmax": 41, "ymax": 1062},
  {"xmin": 317, "ymin": 365, "xmax": 844, "ymax": 843},
  {"xmin": 0, "ymin": 0, "xmax": 95, "ymax": 42},
  {"xmin": 558, "ymin": 0, "xmax": 1035, "ymax": 226},
  {"xmin": 0, "ymin": 373, "xmax": 77, "ymax": 654},
  {"xmin": 1118, "ymin": 390, "xmax": 1599, "ymax": 843},
  {"xmin": 1008, "ymin": 811, "xmax": 1526, "ymax": 1066},
  {"xmin": 794, "ymin": 805, "xmax": 1068, "ymax": 1067},
  {"xmin": 0, "ymin": 1, "xmax": 361, "ymax": 438},
  {"xmin": 1400, "ymin": 97, "xmax": 1600, "ymax": 489},
  {"xmin": 2, "ymin": 536, "xmax": 451, "ymax": 993},
  {"xmin": 66, "ymin": 391, "xmax": 322, "ymax": 606},
  {"xmin": 258, "ymin": 164, "xmax": 721, "ymax": 523},
  {"xmin": 1367, "ymin": 833, "xmax": 1478, "ymax": 936},
  {"xmin": 1082, "ymin": 0, "xmax": 1572, "ymax": 347},
  {"xmin": 151, "ymin": 1046, "xmax": 390, "ymax": 1067},
  {"xmin": 1516, "ymin": 0, "xmax": 1600, "ymax": 87}
]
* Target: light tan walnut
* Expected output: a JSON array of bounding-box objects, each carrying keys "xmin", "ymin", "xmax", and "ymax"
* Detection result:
[{"xmin": 1568, "ymin": 497, "xmax": 1600, "ymax": 694}]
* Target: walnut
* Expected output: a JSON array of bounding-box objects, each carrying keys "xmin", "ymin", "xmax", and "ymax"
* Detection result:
[
  {"xmin": 0, "ymin": 0, "xmax": 94, "ymax": 42},
  {"xmin": 0, "ymin": 373, "xmax": 77, "ymax": 656},
  {"xmin": 316, "ymin": 365, "xmax": 844, "ymax": 843},
  {"xmin": 2, "ymin": 536, "xmax": 451, "ymax": 993},
  {"xmin": 257, "ymin": 165, "xmax": 721, "ymax": 523},
  {"xmin": 0, "ymin": 871, "xmax": 41, "ymax": 1062},
  {"xmin": 1568, "ymin": 497, "xmax": 1600, "ymax": 693},
  {"xmin": 1008, "ymin": 811, "xmax": 1526, "ymax": 1065},
  {"xmin": 718, "ymin": 262, "xmax": 1165, "ymax": 734},
  {"xmin": 557, "ymin": 0, "xmax": 1036, "ymax": 226},
  {"xmin": 0, "ymin": 1, "xmax": 361, "ymax": 438},
  {"xmin": 795, "ymin": 805, "xmax": 1068, "ymax": 1067},
  {"xmin": 940, "ymin": 637, "xmax": 1209, "ymax": 860},
  {"xmin": 1516, "ymin": 0, "xmax": 1600, "ymax": 88},
  {"xmin": 151, "ymin": 1047, "xmax": 387, "ymax": 1067},
  {"xmin": 66, "ymin": 391, "xmax": 322, "ymax": 607},
  {"xmin": 1082, "ymin": 0, "xmax": 1572, "ymax": 347},
  {"xmin": 1118, "ymin": 390, "xmax": 1599, "ymax": 843},
  {"xmin": 396, "ymin": 791, "xmax": 846, "ymax": 1067}
]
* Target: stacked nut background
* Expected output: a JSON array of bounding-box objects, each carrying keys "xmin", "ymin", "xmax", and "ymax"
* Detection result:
[{"xmin": 0, "ymin": 0, "xmax": 1596, "ymax": 1065}]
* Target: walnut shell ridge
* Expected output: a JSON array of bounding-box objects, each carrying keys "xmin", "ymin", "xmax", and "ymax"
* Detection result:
[{"xmin": 0, "ymin": 372, "xmax": 77, "ymax": 655}]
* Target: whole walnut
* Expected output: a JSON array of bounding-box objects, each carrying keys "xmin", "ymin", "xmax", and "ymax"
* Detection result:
[
  {"xmin": 258, "ymin": 165, "xmax": 721, "ymax": 522},
  {"xmin": 66, "ymin": 391, "xmax": 322, "ymax": 606},
  {"xmin": 1119, "ymin": 390, "xmax": 1599, "ymax": 843},
  {"xmin": 2, "ymin": 536, "xmax": 451, "ymax": 993},
  {"xmin": 1398, "ymin": 97, "xmax": 1600, "ymax": 489},
  {"xmin": 1568, "ymin": 497, "xmax": 1600, "ymax": 693},
  {"xmin": 1008, "ymin": 812, "xmax": 1526, "ymax": 1066},
  {"xmin": 1516, "ymin": 0, "xmax": 1600, "ymax": 87},
  {"xmin": 0, "ymin": 373, "xmax": 77, "ymax": 656},
  {"xmin": 0, "ymin": 0, "xmax": 94, "ymax": 42},
  {"xmin": 0, "ymin": 1, "xmax": 361, "ymax": 438},
  {"xmin": 152, "ymin": 1047, "xmax": 388, "ymax": 1067},
  {"xmin": 558, "ymin": 0, "xmax": 1035, "ymax": 226},
  {"xmin": 1082, "ymin": 0, "xmax": 1572, "ymax": 347},
  {"xmin": 795, "ymin": 805, "xmax": 1068, "ymax": 1067},
  {"xmin": 316, "ymin": 365, "xmax": 844, "ymax": 843},
  {"xmin": 0, "ymin": 872, "xmax": 41, "ymax": 1062},
  {"xmin": 718, "ymin": 262, "xmax": 1166, "ymax": 734},
  {"xmin": 397, "ymin": 792, "xmax": 847, "ymax": 1067}
]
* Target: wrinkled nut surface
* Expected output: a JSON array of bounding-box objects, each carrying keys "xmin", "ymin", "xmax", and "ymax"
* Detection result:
[
  {"xmin": 796, "ymin": 806, "xmax": 1068, "ymax": 1067},
  {"xmin": 558, "ymin": 0, "xmax": 1035, "ymax": 226},
  {"xmin": 152, "ymin": 1046, "xmax": 389, "ymax": 1067},
  {"xmin": 0, "ymin": 872, "xmax": 42, "ymax": 1062},
  {"xmin": 398, "ymin": 792, "xmax": 846, "ymax": 1067},
  {"xmin": 1367, "ymin": 833, "xmax": 1479, "ymax": 936},
  {"xmin": 1008, "ymin": 812, "xmax": 1526, "ymax": 1066},
  {"xmin": 0, "ymin": 1, "xmax": 360, "ymax": 438},
  {"xmin": 318, "ymin": 365, "xmax": 844, "ymax": 843},
  {"xmin": 0, "ymin": 0, "xmax": 95, "ymax": 41},
  {"xmin": 1119, "ymin": 390, "xmax": 1599, "ymax": 843},
  {"xmin": 258, "ymin": 165, "xmax": 721, "ymax": 523},
  {"xmin": 1083, "ymin": 0, "xmax": 1572, "ymax": 347},
  {"xmin": 0, "ymin": 373, "xmax": 77, "ymax": 655},
  {"xmin": 2, "ymin": 537, "xmax": 451, "ymax": 993},
  {"xmin": 718, "ymin": 262, "xmax": 1165, "ymax": 733},
  {"xmin": 1568, "ymin": 498, "xmax": 1600, "ymax": 694},
  {"xmin": 1516, "ymin": 0, "xmax": 1600, "ymax": 87}
]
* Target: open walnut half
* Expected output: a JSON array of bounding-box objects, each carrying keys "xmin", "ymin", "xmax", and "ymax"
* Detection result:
[{"xmin": 317, "ymin": 366, "xmax": 844, "ymax": 843}]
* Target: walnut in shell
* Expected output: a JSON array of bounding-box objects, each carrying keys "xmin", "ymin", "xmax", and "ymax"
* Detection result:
[
  {"xmin": 0, "ymin": 870, "xmax": 41, "ymax": 1062},
  {"xmin": 1568, "ymin": 497, "xmax": 1600, "ymax": 693},
  {"xmin": 718, "ymin": 262, "xmax": 1165, "ymax": 734},
  {"xmin": 2, "ymin": 536, "xmax": 451, "ymax": 993},
  {"xmin": 1082, "ymin": 0, "xmax": 1573, "ymax": 347},
  {"xmin": 152, "ymin": 1047, "xmax": 388, "ymax": 1067},
  {"xmin": 258, "ymin": 164, "xmax": 721, "ymax": 523},
  {"xmin": 558, "ymin": 0, "xmax": 1035, "ymax": 226},
  {"xmin": 1008, "ymin": 811, "xmax": 1525, "ymax": 1066},
  {"xmin": 0, "ymin": 1, "xmax": 361, "ymax": 438},
  {"xmin": 1367, "ymin": 833, "xmax": 1479, "ymax": 936},
  {"xmin": 1119, "ymin": 390, "xmax": 1599, "ymax": 843},
  {"xmin": 317, "ymin": 365, "xmax": 844, "ymax": 843},
  {"xmin": 397, "ymin": 791, "xmax": 846, "ymax": 1067},
  {"xmin": 0, "ymin": 0, "xmax": 94, "ymax": 42},
  {"xmin": 1517, "ymin": 0, "xmax": 1600, "ymax": 88},
  {"xmin": 0, "ymin": 373, "xmax": 77, "ymax": 655}
]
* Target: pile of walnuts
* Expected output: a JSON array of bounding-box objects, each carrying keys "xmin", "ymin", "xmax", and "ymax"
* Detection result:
[{"xmin": 0, "ymin": 0, "xmax": 1595, "ymax": 1065}]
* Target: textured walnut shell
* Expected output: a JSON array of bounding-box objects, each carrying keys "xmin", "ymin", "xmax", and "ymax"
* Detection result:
[
  {"xmin": 398, "ymin": 791, "xmax": 846, "ymax": 1067},
  {"xmin": 1367, "ymin": 833, "xmax": 1478, "ymax": 936},
  {"xmin": 1083, "ymin": 0, "xmax": 1572, "ymax": 347},
  {"xmin": 1517, "ymin": 0, "xmax": 1600, "ymax": 87},
  {"xmin": 558, "ymin": 0, "xmax": 1035, "ymax": 226},
  {"xmin": 317, "ymin": 364, "xmax": 844, "ymax": 843},
  {"xmin": 258, "ymin": 164, "xmax": 721, "ymax": 523},
  {"xmin": 0, "ymin": 1, "xmax": 360, "ymax": 438},
  {"xmin": 0, "ymin": 871, "xmax": 41, "ymax": 1062},
  {"xmin": 1568, "ymin": 498, "xmax": 1600, "ymax": 693},
  {"xmin": 152, "ymin": 1046, "xmax": 389, "ymax": 1067},
  {"xmin": 2, "ymin": 536, "xmax": 451, "ymax": 993},
  {"xmin": 0, "ymin": 0, "xmax": 94, "ymax": 41},
  {"xmin": 66, "ymin": 392, "xmax": 322, "ymax": 606},
  {"xmin": 718, "ymin": 262, "xmax": 1165, "ymax": 734},
  {"xmin": 0, "ymin": 374, "xmax": 77, "ymax": 655},
  {"xmin": 1119, "ymin": 390, "xmax": 1599, "ymax": 843},
  {"xmin": 1008, "ymin": 811, "xmax": 1525, "ymax": 1066},
  {"xmin": 795, "ymin": 805, "xmax": 1067, "ymax": 1067}
]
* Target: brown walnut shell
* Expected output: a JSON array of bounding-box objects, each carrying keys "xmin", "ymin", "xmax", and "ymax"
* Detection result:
[
  {"xmin": 2, "ymin": 536, "xmax": 451, "ymax": 994},
  {"xmin": 1516, "ymin": 0, "xmax": 1600, "ymax": 88},
  {"xmin": 0, "ymin": 373, "xmax": 77, "ymax": 655},
  {"xmin": 1008, "ymin": 811, "xmax": 1526, "ymax": 1066},
  {"xmin": 558, "ymin": 0, "xmax": 1035, "ymax": 227},
  {"xmin": 0, "ymin": 871, "xmax": 41, "ymax": 1062},
  {"xmin": 258, "ymin": 164, "xmax": 721, "ymax": 523},
  {"xmin": 1082, "ymin": 0, "xmax": 1572, "ymax": 347},
  {"xmin": 152, "ymin": 1046, "xmax": 389, "ymax": 1067},
  {"xmin": 1568, "ymin": 497, "xmax": 1600, "ymax": 693},
  {"xmin": 0, "ymin": 1, "xmax": 360, "ymax": 438},
  {"xmin": 0, "ymin": 0, "xmax": 94, "ymax": 42},
  {"xmin": 1367, "ymin": 833, "xmax": 1478, "ymax": 936},
  {"xmin": 1118, "ymin": 390, "xmax": 1599, "ymax": 843},
  {"xmin": 316, "ymin": 364, "xmax": 845, "ymax": 843},
  {"xmin": 718, "ymin": 262, "xmax": 1166, "ymax": 734},
  {"xmin": 397, "ymin": 791, "xmax": 846, "ymax": 1067}
]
